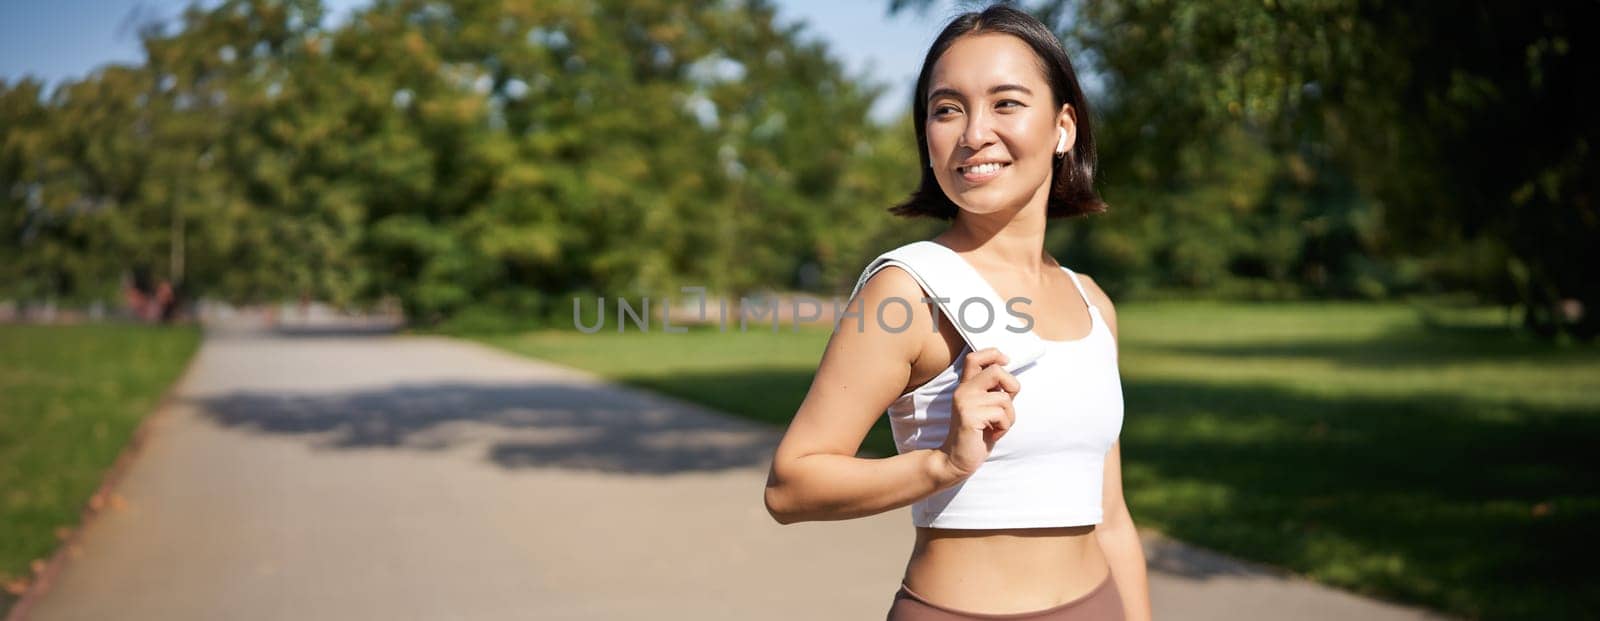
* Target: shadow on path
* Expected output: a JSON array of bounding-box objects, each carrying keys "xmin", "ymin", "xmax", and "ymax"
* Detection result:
[
  {"xmin": 268, "ymin": 323, "xmax": 403, "ymax": 339},
  {"xmin": 194, "ymin": 380, "xmax": 775, "ymax": 475}
]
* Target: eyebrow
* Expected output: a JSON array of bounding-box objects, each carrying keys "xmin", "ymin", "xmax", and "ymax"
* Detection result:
[{"xmin": 926, "ymin": 83, "xmax": 1035, "ymax": 104}]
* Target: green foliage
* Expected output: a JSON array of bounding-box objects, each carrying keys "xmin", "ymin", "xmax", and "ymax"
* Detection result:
[
  {"xmin": 891, "ymin": 0, "xmax": 1597, "ymax": 338},
  {"xmin": 6, "ymin": 0, "xmax": 1592, "ymax": 339},
  {"xmin": 1, "ymin": 0, "xmax": 915, "ymax": 325}
]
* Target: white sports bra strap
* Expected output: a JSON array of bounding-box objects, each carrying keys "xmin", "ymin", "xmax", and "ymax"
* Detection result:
[
  {"xmin": 1061, "ymin": 267, "xmax": 1096, "ymax": 310},
  {"xmin": 850, "ymin": 241, "xmax": 1045, "ymax": 373}
]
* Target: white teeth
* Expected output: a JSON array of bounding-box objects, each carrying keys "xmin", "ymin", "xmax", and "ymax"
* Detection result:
[{"xmin": 966, "ymin": 162, "xmax": 1003, "ymax": 175}]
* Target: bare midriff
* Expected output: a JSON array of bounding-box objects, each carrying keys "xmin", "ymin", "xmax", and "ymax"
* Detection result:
[{"xmin": 902, "ymin": 525, "xmax": 1109, "ymax": 615}]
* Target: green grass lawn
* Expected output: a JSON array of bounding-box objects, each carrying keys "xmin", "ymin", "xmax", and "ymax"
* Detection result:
[
  {"xmin": 0, "ymin": 323, "xmax": 201, "ymax": 607},
  {"xmin": 478, "ymin": 301, "xmax": 1599, "ymax": 620}
]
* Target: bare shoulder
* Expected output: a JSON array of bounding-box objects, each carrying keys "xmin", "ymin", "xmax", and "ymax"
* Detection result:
[
  {"xmin": 855, "ymin": 263, "xmax": 928, "ymax": 307},
  {"xmin": 766, "ymin": 264, "xmax": 928, "ymax": 462},
  {"xmin": 1074, "ymin": 272, "xmax": 1118, "ymax": 341},
  {"xmin": 846, "ymin": 264, "xmax": 938, "ymax": 360}
]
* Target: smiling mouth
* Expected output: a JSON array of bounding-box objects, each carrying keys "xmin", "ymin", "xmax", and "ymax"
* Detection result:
[
  {"xmin": 957, "ymin": 161, "xmax": 1011, "ymax": 182},
  {"xmin": 957, "ymin": 162, "xmax": 1010, "ymax": 174}
]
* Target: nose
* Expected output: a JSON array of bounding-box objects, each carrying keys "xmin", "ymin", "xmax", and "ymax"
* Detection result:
[{"xmin": 959, "ymin": 108, "xmax": 998, "ymax": 151}]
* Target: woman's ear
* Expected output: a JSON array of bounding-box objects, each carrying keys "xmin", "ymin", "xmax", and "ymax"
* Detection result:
[{"xmin": 1056, "ymin": 104, "xmax": 1078, "ymax": 155}]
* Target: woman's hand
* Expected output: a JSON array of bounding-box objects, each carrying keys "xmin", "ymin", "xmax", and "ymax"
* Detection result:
[{"xmin": 940, "ymin": 347, "xmax": 1021, "ymax": 480}]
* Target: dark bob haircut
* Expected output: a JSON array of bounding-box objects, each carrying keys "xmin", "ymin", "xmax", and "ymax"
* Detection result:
[{"xmin": 891, "ymin": 4, "xmax": 1105, "ymax": 220}]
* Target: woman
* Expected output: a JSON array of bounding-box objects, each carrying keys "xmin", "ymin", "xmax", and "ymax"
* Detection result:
[{"xmin": 763, "ymin": 5, "xmax": 1152, "ymax": 620}]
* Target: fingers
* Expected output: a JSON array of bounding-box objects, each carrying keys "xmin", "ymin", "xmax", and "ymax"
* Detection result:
[
  {"xmin": 961, "ymin": 347, "xmax": 1008, "ymax": 381},
  {"xmin": 987, "ymin": 391, "xmax": 1016, "ymax": 431},
  {"xmin": 960, "ymin": 348, "xmax": 1021, "ymax": 398},
  {"xmin": 979, "ymin": 394, "xmax": 1017, "ymax": 445},
  {"xmin": 988, "ymin": 366, "xmax": 1021, "ymax": 397},
  {"xmin": 956, "ymin": 347, "xmax": 1021, "ymax": 442},
  {"xmin": 965, "ymin": 391, "xmax": 1016, "ymax": 432}
]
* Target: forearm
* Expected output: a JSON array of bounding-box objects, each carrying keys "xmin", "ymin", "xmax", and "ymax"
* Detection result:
[
  {"xmin": 1096, "ymin": 512, "xmax": 1152, "ymax": 621},
  {"xmin": 765, "ymin": 448, "xmax": 960, "ymax": 524}
]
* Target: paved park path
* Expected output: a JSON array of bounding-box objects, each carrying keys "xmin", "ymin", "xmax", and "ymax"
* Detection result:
[{"xmin": 18, "ymin": 316, "xmax": 1452, "ymax": 620}]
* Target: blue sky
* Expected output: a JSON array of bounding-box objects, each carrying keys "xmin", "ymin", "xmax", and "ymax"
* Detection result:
[{"xmin": 0, "ymin": 0, "xmax": 964, "ymax": 122}]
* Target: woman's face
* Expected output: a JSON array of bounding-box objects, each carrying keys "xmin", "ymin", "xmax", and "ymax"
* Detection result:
[{"xmin": 924, "ymin": 33, "xmax": 1073, "ymax": 216}]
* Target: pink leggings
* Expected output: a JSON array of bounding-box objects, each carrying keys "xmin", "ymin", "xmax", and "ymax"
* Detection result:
[{"xmin": 886, "ymin": 573, "xmax": 1124, "ymax": 620}]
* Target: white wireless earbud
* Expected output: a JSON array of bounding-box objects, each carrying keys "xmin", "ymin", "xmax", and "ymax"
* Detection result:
[{"xmin": 1055, "ymin": 127, "xmax": 1068, "ymax": 154}]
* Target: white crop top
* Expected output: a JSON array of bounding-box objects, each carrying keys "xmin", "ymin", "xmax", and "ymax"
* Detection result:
[{"xmin": 850, "ymin": 241, "xmax": 1124, "ymax": 529}]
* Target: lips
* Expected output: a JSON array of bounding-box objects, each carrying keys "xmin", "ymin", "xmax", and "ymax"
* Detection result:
[{"xmin": 957, "ymin": 161, "xmax": 1011, "ymax": 183}]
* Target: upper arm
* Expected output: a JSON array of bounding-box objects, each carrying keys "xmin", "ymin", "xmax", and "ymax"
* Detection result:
[{"xmin": 768, "ymin": 266, "xmax": 932, "ymax": 474}]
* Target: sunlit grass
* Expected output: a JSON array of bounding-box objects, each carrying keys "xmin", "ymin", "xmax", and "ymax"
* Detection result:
[
  {"xmin": 0, "ymin": 323, "xmax": 201, "ymax": 606},
  {"xmin": 478, "ymin": 301, "xmax": 1600, "ymax": 619}
]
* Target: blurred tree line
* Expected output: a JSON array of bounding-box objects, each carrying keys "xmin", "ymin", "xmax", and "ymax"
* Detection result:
[
  {"xmin": 2, "ymin": 0, "xmax": 1593, "ymax": 338},
  {"xmin": 894, "ymin": 0, "xmax": 1596, "ymax": 338},
  {"xmin": 0, "ymin": 0, "xmax": 917, "ymax": 328}
]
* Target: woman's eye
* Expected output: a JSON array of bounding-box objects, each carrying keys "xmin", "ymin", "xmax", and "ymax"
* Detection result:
[
  {"xmin": 932, "ymin": 105, "xmax": 958, "ymax": 117},
  {"xmin": 997, "ymin": 100, "xmax": 1023, "ymax": 110}
]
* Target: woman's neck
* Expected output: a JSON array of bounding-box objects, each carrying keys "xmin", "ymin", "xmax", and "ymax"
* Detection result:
[{"xmin": 936, "ymin": 194, "xmax": 1052, "ymax": 278}]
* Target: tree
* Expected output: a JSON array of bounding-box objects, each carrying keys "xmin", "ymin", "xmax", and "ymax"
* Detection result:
[
  {"xmin": 2, "ymin": 0, "xmax": 915, "ymax": 329},
  {"xmin": 891, "ymin": 0, "xmax": 1599, "ymax": 337}
]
